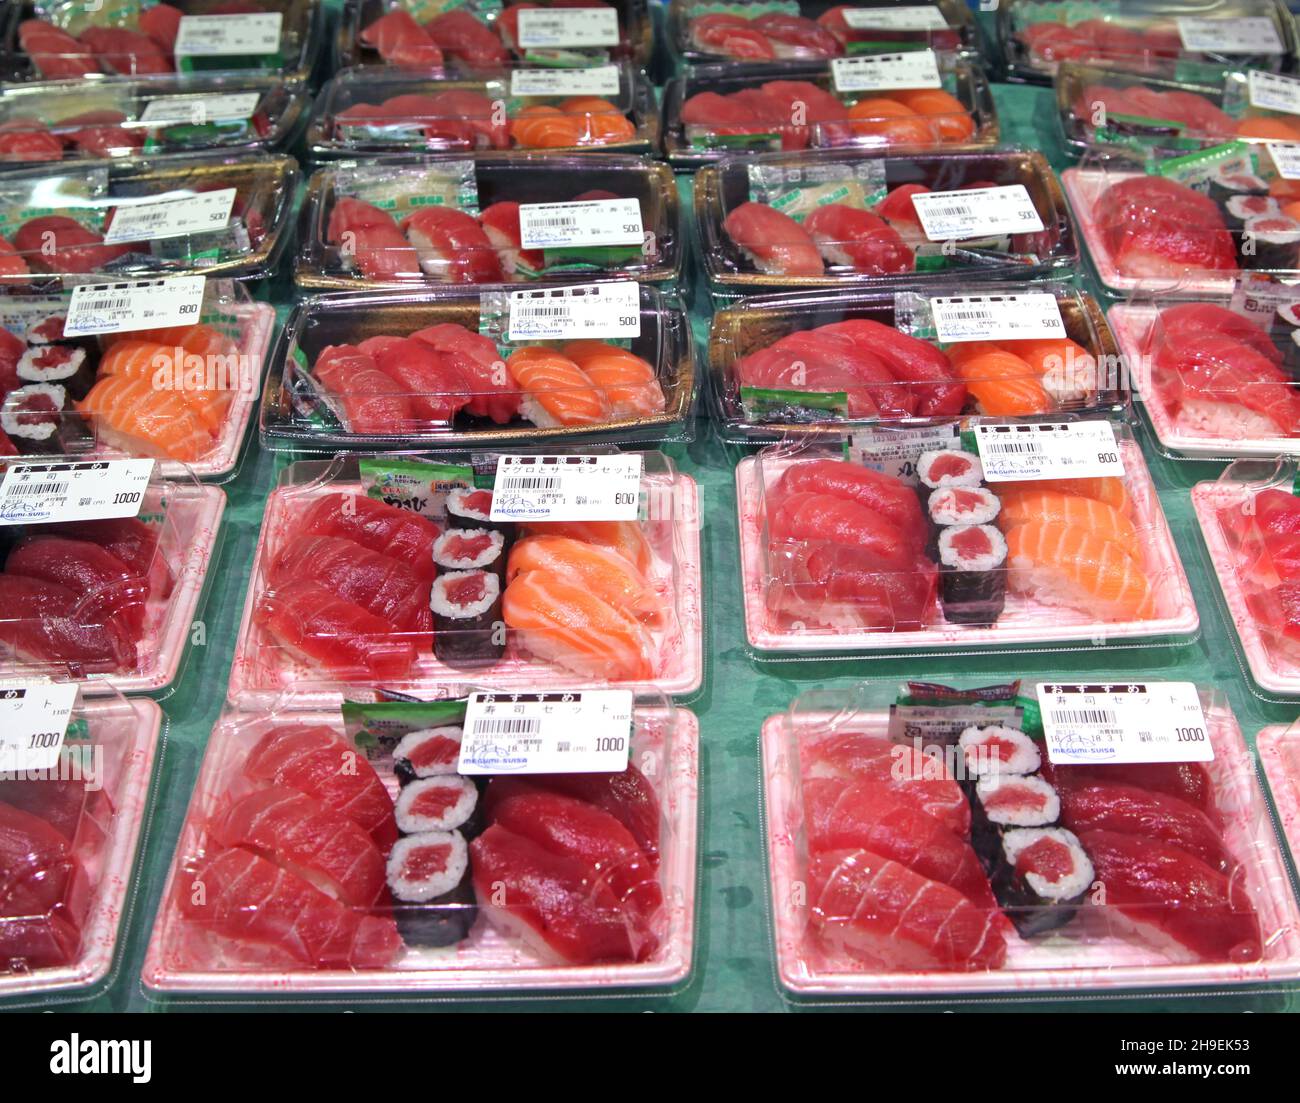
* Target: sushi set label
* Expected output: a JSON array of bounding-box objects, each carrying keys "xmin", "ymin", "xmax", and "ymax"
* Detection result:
[
  {"xmin": 103, "ymin": 187, "xmax": 237, "ymax": 245},
  {"xmin": 929, "ymin": 292, "xmax": 1065, "ymax": 343},
  {"xmin": 840, "ymin": 5, "xmax": 949, "ymax": 31},
  {"xmin": 506, "ymin": 281, "xmax": 640, "ymax": 340},
  {"xmin": 173, "ymin": 13, "xmax": 283, "ymax": 56},
  {"xmin": 510, "ymin": 66, "xmax": 621, "ymax": 97},
  {"xmin": 459, "ymin": 690, "xmax": 634, "ymax": 774},
  {"xmin": 974, "ymin": 422, "xmax": 1125, "ymax": 482},
  {"xmin": 518, "ymin": 199, "xmax": 643, "ymax": 250},
  {"xmin": 0, "ymin": 459, "xmax": 153, "ymax": 526},
  {"xmin": 1266, "ymin": 142, "xmax": 1300, "ymax": 179},
  {"xmin": 910, "ymin": 185, "xmax": 1044, "ymax": 242},
  {"xmin": 1036, "ymin": 683, "xmax": 1214, "ymax": 765},
  {"xmin": 515, "ymin": 8, "xmax": 620, "ymax": 47},
  {"xmin": 848, "ymin": 423, "xmax": 960, "ymax": 484},
  {"xmin": 831, "ymin": 50, "xmax": 942, "ymax": 93},
  {"xmin": 139, "ymin": 92, "xmax": 262, "ymax": 125},
  {"xmin": 1176, "ymin": 16, "xmax": 1283, "ymax": 55},
  {"xmin": 0, "ymin": 683, "xmax": 77, "ymax": 774},
  {"xmin": 63, "ymin": 275, "xmax": 207, "ymax": 337},
  {"xmin": 490, "ymin": 454, "xmax": 642, "ymax": 521},
  {"xmin": 1247, "ymin": 70, "xmax": 1300, "ymax": 116}
]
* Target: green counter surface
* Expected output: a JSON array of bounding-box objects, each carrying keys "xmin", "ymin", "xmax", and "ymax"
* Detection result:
[{"xmin": 14, "ymin": 58, "xmax": 1300, "ymax": 1015}]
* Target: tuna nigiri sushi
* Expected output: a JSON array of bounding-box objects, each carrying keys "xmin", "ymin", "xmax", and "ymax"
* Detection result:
[
  {"xmin": 802, "ymin": 204, "xmax": 912, "ymax": 274},
  {"xmin": 409, "ymin": 322, "xmax": 518, "ymax": 423},
  {"xmin": 296, "ymin": 493, "xmax": 440, "ymax": 579},
  {"xmin": 723, "ymin": 201, "xmax": 823, "ymax": 276},
  {"xmin": 774, "ymin": 459, "xmax": 927, "ymax": 550},
  {"xmin": 0, "ymin": 573, "xmax": 137, "ymax": 672},
  {"xmin": 357, "ymin": 334, "xmax": 471, "ymax": 425},
  {"xmin": 401, "ymin": 207, "xmax": 502, "ymax": 283},
  {"xmin": 812, "ymin": 319, "xmax": 966, "ymax": 416},
  {"xmin": 426, "ymin": 8, "xmax": 509, "ymax": 64},
  {"xmin": 360, "ymin": 9, "xmax": 444, "ymax": 69},
  {"xmin": 1097, "ymin": 175, "xmax": 1237, "ymax": 277},
  {"xmin": 5, "ymin": 535, "xmax": 149, "ymax": 638},
  {"xmin": 313, "ymin": 344, "xmax": 413, "ymax": 434},
  {"xmin": 689, "ymin": 12, "xmax": 776, "ymax": 60},
  {"xmin": 478, "ymin": 201, "xmax": 544, "ymax": 278}
]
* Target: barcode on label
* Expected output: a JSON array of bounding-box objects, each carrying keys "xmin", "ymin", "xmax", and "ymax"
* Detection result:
[
  {"xmin": 932, "ymin": 204, "xmax": 973, "ymax": 217},
  {"xmin": 498, "ymin": 476, "xmax": 562, "ymax": 491},
  {"xmin": 533, "ymin": 216, "xmax": 577, "ymax": 228},
  {"xmin": 515, "ymin": 306, "xmax": 572, "ymax": 317},
  {"xmin": 982, "ymin": 440, "xmax": 1044, "ymax": 455},
  {"xmin": 80, "ymin": 298, "xmax": 129, "ymax": 312},
  {"xmin": 944, "ymin": 309, "xmax": 994, "ymax": 321},
  {"xmin": 10, "ymin": 481, "xmax": 68, "ymax": 497},
  {"xmin": 1050, "ymin": 708, "xmax": 1118, "ymax": 726},
  {"xmin": 470, "ymin": 717, "xmax": 543, "ymax": 736}
]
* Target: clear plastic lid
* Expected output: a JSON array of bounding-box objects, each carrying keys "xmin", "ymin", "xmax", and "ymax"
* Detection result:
[
  {"xmin": 143, "ymin": 689, "xmax": 697, "ymax": 994},
  {"xmin": 1001, "ymin": 0, "xmax": 1296, "ymax": 84},
  {"xmin": 307, "ymin": 62, "xmax": 656, "ymax": 160},
  {"xmin": 0, "ymin": 683, "xmax": 164, "ymax": 1003},
  {"xmin": 0, "ymin": 0, "xmax": 322, "ymax": 84},
  {"xmin": 670, "ymin": 0, "xmax": 976, "ymax": 65},
  {"xmin": 695, "ymin": 147, "xmax": 1077, "ymax": 299},
  {"xmin": 227, "ymin": 450, "xmax": 704, "ymax": 707},
  {"xmin": 0, "ymin": 278, "xmax": 273, "ymax": 482},
  {"xmin": 708, "ymin": 282, "xmax": 1126, "ymax": 445},
  {"xmin": 734, "ymin": 419, "xmax": 1198, "ymax": 658},
  {"xmin": 339, "ymin": 0, "xmax": 654, "ymax": 70},
  {"xmin": 762, "ymin": 676, "xmax": 1300, "ymax": 997},
  {"xmin": 1256, "ymin": 721, "xmax": 1300, "ymax": 871},
  {"xmin": 296, "ymin": 153, "xmax": 680, "ymax": 292},
  {"xmin": 0, "ymin": 153, "xmax": 297, "ymax": 287},
  {"xmin": 261, "ymin": 284, "xmax": 695, "ymax": 452},
  {"xmin": 0, "ymin": 75, "xmax": 306, "ymax": 167},
  {"xmin": 0, "ymin": 458, "xmax": 224, "ymax": 695}
]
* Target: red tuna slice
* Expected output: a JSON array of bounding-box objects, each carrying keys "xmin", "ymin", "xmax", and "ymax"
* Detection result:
[
  {"xmin": 13, "ymin": 216, "xmax": 134, "ymax": 275},
  {"xmin": 210, "ymin": 787, "xmax": 388, "ymax": 908},
  {"xmin": 470, "ymin": 824, "xmax": 652, "ymax": 964},
  {"xmin": 0, "ymin": 776, "xmax": 113, "ymax": 855},
  {"xmin": 802, "ymin": 204, "xmax": 913, "ymax": 275},
  {"xmin": 0, "ymin": 120, "xmax": 63, "ymax": 163},
  {"xmin": 768, "ymin": 489, "xmax": 915, "ymax": 570},
  {"xmin": 1057, "ymin": 783, "xmax": 1229, "ymax": 870},
  {"xmin": 1078, "ymin": 829, "xmax": 1260, "ymax": 962},
  {"xmin": 489, "ymin": 788, "xmax": 663, "ymax": 925},
  {"xmin": 327, "ymin": 196, "xmax": 398, "ymax": 237},
  {"xmin": 0, "ymin": 801, "xmax": 90, "ymax": 926},
  {"xmin": 772, "ymin": 461, "xmax": 926, "ymax": 550},
  {"xmin": 752, "ymin": 12, "xmax": 842, "ymax": 58},
  {"xmin": 1096, "ymin": 176, "xmax": 1237, "ymax": 276},
  {"xmin": 811, "ymin": 319, "xmax": 966, "ymax": 416},
  {"xmin": 408, "ymin": 322, "xmax": 518, "ymax": 423},
  {"xmin": 78, "ymin": 26, "xmax": 172, "ymax": 75},
  {"xmin": 723, "ymin": 201, "xmax": 824, "ymax": 277},
  {"xmin": 429, "ymin": 90, "xmax": 509, "ymax": 150},
  {"xmin": 1149, "ymin": 303, "xmax": 1283, "ymax": 364},
  {"xmin": 774, "ymin": 542, "xmax": 937, "ymax": 631},
  {"xmin": 688, "ymin": 13, "xmax": 776, "ymax": 61},
  {"xmin": 61, "ymin": 110, "xmax": 143, "ymax": 159},
  {"xmin": 1041, "ymin": 758, "xmax": 1218, "ymax": 824},
  {"xmin": 5, "ymin": 536, "xmax": 150, "ymax": 639},
  {"xmin": 724, "ymin": 87, "xmax": 807, "ymax": 149},
  {"xmin": 42, "ymin": 517, "xmax": 171, "ymax": 600},
  {"xmin": 349, "ymin": 223, "xmax": 425, "ymax": 281},
  {"xmin": 744, "ymin": 330, "xmax": 917, "ymax": 418},
  {"xmin": 808, "ymin": 848, "xmax": 1006, "ymax": 970},
  {"xmin": 358, "ymin": 334, "xmax": 472, "ymax": 424},
  {"xmin": 1153, "ymin": 330, "xmax": 1300, "ymax": 435},
  {"xmin": 1253, "ymin": 488, "xmax": 1300, "ymax": 538},
  {"xmin": 18, "ymin": 20, "xmax": 98, "ymax": 79},
  {"xmin": 295, "ymin": 493, "xmax": 440, "ymax": 579},
  {"xmin": 360, "ymin": 9, "xmax": 444, "ymax": 69},
  {"xmin": 426, "ymin": 8, "xmax": 508, "ymax": 64},
  {"xmin": 269, "ymin": 533, "xmax": 432, "ymax": 632},
  {"xmin": 0, "ymin": 574, "xmax": 137, "ymax": 673},
  {"xmin": 760, "ymin": 79, "xmax": 851, "ymax": 141},
  {"xmin": 681, "ymin": 90, "xmax": 771, "ymax": 133},
  {"xmin": 139, "ymin": 2, "xmax": 183, "ymax": 50},
  {"xmin": 179, "ymin": 847, "xmax": 402, "ymax": 968},
  {"xmin": 242, "ymin": 724, "xmax": 398, "ymax": 853},
  {"xmin": 479, "ymin": 202, "xmax": 545, "ymax": 279},
  {"xmin": 874, "ymin": 183, "xmax": 929, "ymax": 231},
  {"xmin": 1247, "ymin": 580, "xmax": 1300, "ymax": 642},
  {"xmin": 313, "ymin": 343, "xmax": 414, "ymax": 434},
  {"xmin": 803, "ymin": 777, "xmax": 996, "ymax": 908},
  {"xmin": 400, "ymin": 207, "xmax": 502, "ymax": 283}
]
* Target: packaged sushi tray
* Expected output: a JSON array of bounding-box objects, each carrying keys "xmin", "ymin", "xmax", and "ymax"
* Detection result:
[
  {"xmin": 336, "ymin": 0, "xmax": 653, "ymax": 72},
  {"xmin": 0, "ymin": 458, "xmax": 225, "ymax": 696},
  {"xmin": 0, "ymin": 153, "xmax": 297, "ymax": 288},
  {"xmin": 1107, "ymin": 284, "xmax": 1300, "ymax": 460},
  {"xmin": 734, "ymin": 419, "xmax": 1199, "ymax": 657},
  {"xmin": 660, "ymin": 54, "xmax": 997, "ymax": 171},
  {"xmin": 0, "ymin": 278, "xmax": 276, "ymax": 481},
  {"xmin": 1056, "ymin": 60, "xmax": 1300, "ymax": 161},
  {"xmin": 0, "ymin": 685, "xmax": 164, "ymax": 1003},
  {"xmin": 707, "ymin": 282, "xmax": 1125, "ymax": 447},
  {"xmin": 0, "ymin": 74, "xmax": 306, "ymax": 168},
  {"xmin": 762, "ymin": 677, "xmax": 1300, "ymax": 997},
  {"xmin": 261, "ymin": 283, "xmax": 694, "ymax": 453},
  {"xmin": 306, "ymin": 62, "xmax": 657, "ymax": 162},
  {"xmin": 296, "ymin": 154, "xmax": 681, "ymax": 293},
  {"xmin": 693, "ymin": 148, "xmax": 1077, "ymax": 304},
  {"xmin": 0, "ymin": 0, "xmax": 323, "ymax": 85},
  {"xmin": 1062, "ymin": 141, "xmax": 1300, "ymax": 300},
  {"xmin": 999, "ymin": 0, "xmax": 1297, "ymax": 85},
  {"xmin": 668, "ymin": 0, "xmax": 977, "ymax": 67},
  {"xmin": 227, "ymin": 450, "xmax": 704, "ymax": 708},
  {"xmin": 1188, "ymin": 456, "xmax": 1300, "ymax": 698},
  {"xmin": 143, "ymin": 690, "xmax": 698, "ymax": 994},
  {"xmin": 1256, "ymin": 723, "xmax": 1300, "ymax": 873}
]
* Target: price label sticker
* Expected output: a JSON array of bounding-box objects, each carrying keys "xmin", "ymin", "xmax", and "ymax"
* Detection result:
[
  {"xmin": 911, "ymin": 184, "xmax": 1044, "ymax": 241},
  {"xmin": 832, "ymin": 50, "xmax": 941, "ymax": 93},
  {"xmin": 518, "ymin": 198, "xmax": 642, "ymax": 250},
  {"xmin": 1267, "ymin": 142, "xmax": 1300, "ymax": 179},
  {"xmin": 841, "ymin": 5, "xmax": 949, "ymax": 31},
  {"xmin": 1247, "ymin": 70, "xmax": 1300, "ymax": 116},
  {"xmin": 847, "ymin": 423, "xmax": 960, "ymax": 485},
  {"xmin": 516, "ymin": 8, "xmax": 619, "ymax": 48},
  {"xmin": 139, "ymin": 92, "xmax": 262, "ymax": 125},
  {"xmin": 0, "ymin": 459, "xmax": 154, "ymax": 526},
  {"xmin": 490, "ymin": 453, "xmax": 642, "ymax": 521},
  {"xmin": 510, "ymin": 65, "xmax": 621, "ymax": 97},
  {"xmin": 64, "ymin": 275, "xmax": 206, "ymax": 337},
  {"xmin": 104, "ymin": 187, "xmax": 236, "ymax": 245},
  {"xmin": 930, "ymin": 292, "xmax": 1065, "ymax": 343},
  {"xmin": 0, "ymin": 684, "xmax": 78, "ymax": 773},
  {"xmin": 974, "ymin": 422, "xmax": 1125, "ymax": 482},
  {"xmin": 174, "ymin": 12, "xmax": 283, "ymax": 56},
  {"xmin": 1037, "ymin": 682, "xmax": 1213, "ymax": 765},
  {"xmin": 1177, "ymin": 16, "xmax": 1283, "ymax": 55},
  {"xmin": 507, "ymin": 280, "xmax": 640, "ymax": 340},
  {"xmin": 459, "ymin": 690, "xmax": 634, "ymax": 775}
]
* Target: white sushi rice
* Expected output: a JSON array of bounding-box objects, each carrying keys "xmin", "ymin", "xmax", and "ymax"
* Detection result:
[
  {"xmin": 393, "ymin": 726, "xmax": 464, "ymax": 778},
  {"xmin": 1176, "ymin": 398, "xmax": 1286, "ymax": 440},
  {"xmin": 958, "ymin": 724, "xmax": 1041, "ymax": 777},
  {"xmin": 976, "ymin": 773, "xmax": 1060, "ymax": 827},
  {"xmin": 395, "ymin": 775, "xmax": 479, "ymax": 833},
  {"xmin": 386, "ymin": 830, "xmax": 469, "ymax": 902},
  {"xmin": 1000, "ymin": 827, "xmax": 1095, "ymax": 903}
]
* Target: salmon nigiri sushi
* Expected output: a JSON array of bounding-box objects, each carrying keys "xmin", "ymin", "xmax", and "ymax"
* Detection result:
[
  {"xmin": 723, "ymin": 201, "xmax": 823, "ymax": 276},
  {"xmin": 97, "ymin": 339, "xmax": 233, "ymax": 432},
  {"xmin": 561, "ymin": 341, "xmax": 665, "ymax": 418},
  {"xmin": 510, "ymin": 105, "xmax": 585, "ymax": 149},
  {"xmin": 946, "ymin": 341, "xmax": 1054, "ymax": 416},
  {"xmin": 997, "ymin": 489, "xmax": 1138, "ymax": 551},
  {"xmin": 507, "ymin": 533, "xmax": 663, "ymax": 625},
  {"xmin": 1004, "ymin": 520, "xmax": 1153, "ymax": 621},
  {"xmin": 77, "ymin": 375, "xmax": 214, "ymax": 462},
  {"xmin": 1015, "ymin": 475, "xmax": 1133, "ymax": 517},
  {"xmin": 560, "ymin": 97, "xmax": 636, "ymax": 145},
  {"xmin": 522, "ymin": 519, "xmax": 653, "ymax": 574},
  {"xmin": 506, "ymin": 346, "xmax": 610, "ymax": 426}
]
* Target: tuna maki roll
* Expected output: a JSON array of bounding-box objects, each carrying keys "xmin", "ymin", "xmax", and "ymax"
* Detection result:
[
  {"xmin": 928, "ymin": 485, "xmax": 1001, "ymax": 527},
  {"xmin": 16, "ymin": 344, "xmax": 95, "ymax": 401},
  {"xmin": 385, "ymin": 830, "xmax": 477, "ymax": 948},
  {"xmin": 1, "ymin": 383, "xmax": 69, "ymax": 454},
  {"xmin": 917, "ymin": 448, "xmax": 984, "ymax": 507},
  {"xmin": 446, "ymin": 485, "xmax": 510, "ymax": 533},
  {"xmin": 1243, "ymin": 214, "xmax": 1300, "ymax": 270},
  {"xmin": 1209, "ymin": 167, "xmax": 1267, "ymax": 208},
  {"xmin": 975, "ymin": 773, "xmax": 1061, "ymax": 828},
  {"xmin": 1224, "ymin": 193, "xmax": 1280, "ymax": 230},
  {"xmin": 430, "ymin": 568, "xmax": 504, "ymax": 666},
  {"xmin": 958, "ymin": 723, "xmax": 1042, "ymax": 779},
  {"xmin": 991, "ymin": 826, "xmax": 1094, "ymax": 937},
  {"xmin": 432, "ymin": 527, "xmax": 505, "ymax": 577},
  {"xmin": 936, "ymin": 523, "xmax": 1006, "ymax": 625},
  {"xmin": 393, "ymin": 725, "xmax": 465, "ymax": 785}
]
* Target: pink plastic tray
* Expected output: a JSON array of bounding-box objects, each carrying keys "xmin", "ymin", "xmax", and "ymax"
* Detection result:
[
  {"xmin": 1109, "ymin": 303, "xmax": 1300, "ymax": 459},
  {"xmin": 762, "ymin": 707, "xmax": 1300, "ymax": 996},
  {"xmin": 0, "ymin": 697, "xmax": 163, "ymax": 1000},
  {"xmin": 1257, "ymin": 725, "xmax": 1300, "ymax": 871},
  {"xmin": 1063, "ymin": 167, "xmax": 1238, "ymax": 298},
  {"xmin": 735, "ymin": 443, "xmax": 1198, "ymax": 654},
  {"xmin": 0, "ymin": 484, "xmax": 225, "ymax": 696},
  {"xmin": 227, "ymin": 475, "xmax": 703, "ymax": 706},
  {"xmin": 142, "ymin": 705, "xmax": 698, "ymax": 995}
]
